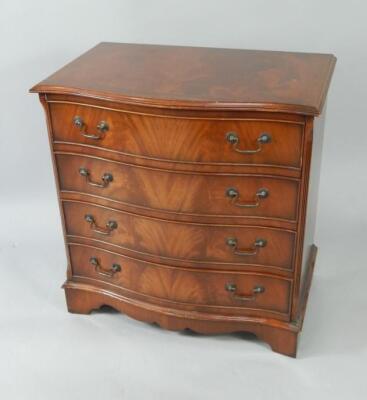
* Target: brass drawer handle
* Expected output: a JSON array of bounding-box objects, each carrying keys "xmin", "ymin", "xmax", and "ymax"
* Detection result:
[
  {"xmin": 89, "ymin": 256, "xmax": 121, "ymax": 278},
  {"xmin": 73, "ymin": 116, "xmax": 109, "ymax": 140},
  {"xmin": 226, "ymin": 132, "xmax": 271, "ymax": 154},
  {"xmin": 226, "ymin": 187, "xmax": 269, "ymax": 208},
  {"xmin": 226, "ymin": 237, "xmax": 267, "ymax": 256},
  {"xmin": 225, "ymin": 283, "xmax": 265, "ymax": 301},
  {"xmin": 84, "ymin": 214, "xmax": 118, "ymax": 235},
  {"xmin": 79, "ymin": 167, "xmax": 113, "ymax": 188}
]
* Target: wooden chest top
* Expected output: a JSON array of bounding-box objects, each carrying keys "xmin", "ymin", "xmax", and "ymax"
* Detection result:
[{"xmin": 30, "ymin": 42, "xmax": 336, "ymax": 115}]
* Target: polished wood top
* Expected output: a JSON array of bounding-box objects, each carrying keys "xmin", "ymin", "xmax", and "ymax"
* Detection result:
[{"xmin": 30, "ymin": 42, "xmax": 336, "ymax": 115}]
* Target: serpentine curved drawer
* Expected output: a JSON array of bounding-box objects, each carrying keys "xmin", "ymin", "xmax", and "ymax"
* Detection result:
[
  {"xmin": 63, "ymin": 200, "xmax": 296, "ymax": 272},
  {"xmin": 56, "ymin": 153, "xmax": 299, "ymax": 222},
  {"xmin": 68, "ymin": 243, "xmax": 292, "ymax": 320},
  {"xmin": 49, "ymin": 101, "xmax": 304, "ymax": 170}
]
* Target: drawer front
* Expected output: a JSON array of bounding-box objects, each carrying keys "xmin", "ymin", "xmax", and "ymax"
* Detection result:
[
  {"xmin": 63, "ymin": 201, "xmax": 296, "ymax": 270},
  {"xmin": 50, "ymin": 102, "xmax": 303, "ymax": 169},
  {"xmin": 57, "ymin": 154, "xmax": 299, "ymax": 222},
  {"xmin": 69, "ymin": 244, "xmax": 291, "ymax": 316}
]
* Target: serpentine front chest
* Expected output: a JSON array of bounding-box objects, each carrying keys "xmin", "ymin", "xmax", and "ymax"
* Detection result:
[{"xmin": 30, "ymin": 42, "xmax": 336, "ymax": 356}]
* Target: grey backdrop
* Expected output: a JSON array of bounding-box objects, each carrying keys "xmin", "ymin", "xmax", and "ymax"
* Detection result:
[{"xmin": 1, "ymin": 1, "xmax": 366, "ymax": 399}]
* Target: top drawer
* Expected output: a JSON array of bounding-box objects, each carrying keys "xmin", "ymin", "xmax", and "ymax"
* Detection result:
[{"xmin": 49, "ymin": 102, "xmax": 304, "ymax": 170}]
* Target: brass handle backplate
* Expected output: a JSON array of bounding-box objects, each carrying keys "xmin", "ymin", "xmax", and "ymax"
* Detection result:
[
  {"xmin": 79, "ymin": 167, "xmax": 113, "ymax": 188},
  {"xmin": 226, "ymin": 187, "xmax": 269, "ymax": 208},
  {"xmin": 226, "ymin": 237, "xmax": 267, "ymax": 256},
  {"xmin": 73, "ymin": 116, "xmax": 109, "ymax": 140},
  {"xmin": 89, "ymin": 257, "xmax": 121, "ymax": 277},
  {"xmin": 225, "ymin": 283, "xmax": 265, "ymax": 301},
  {"xmin": 84, "ymin": 214, "xmax": 117, "ymax": 235},
  {"xmin": 226, "ymin": 132, "xmax": 271, "ymax": 154}
]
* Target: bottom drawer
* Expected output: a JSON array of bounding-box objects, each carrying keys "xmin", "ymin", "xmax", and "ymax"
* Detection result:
[{"xmin": 69, "ymin": 243, "xmax": 292, "ymax": 318}]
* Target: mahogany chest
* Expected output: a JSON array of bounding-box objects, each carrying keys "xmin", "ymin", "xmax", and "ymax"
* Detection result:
[{"xmin": 31, "ymin": 42, "xmax": 335, "ymax": 356}]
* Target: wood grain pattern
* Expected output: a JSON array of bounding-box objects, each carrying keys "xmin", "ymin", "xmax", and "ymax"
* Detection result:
[
  {"xmin": 63, "ymin": 200, "xmax": 296, "ymax": 271},
  {"xmin": 68, "ymin": 243, "xmax": 292, "ymax": 317},
  {"xmin": 56, "ymin": 153, "xmax": 299, "ymax": 222},
  {"xmin": 30, "ymin": 42, "xmax": 336, "ymax": 115},
  {"xmin": 49, "ymin": 101, "xmax": 304, "ymax": 170}
]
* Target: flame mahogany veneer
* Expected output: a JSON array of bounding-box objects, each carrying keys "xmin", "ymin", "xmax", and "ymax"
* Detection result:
[{"xmin": 31, "ymin": 42, "xmax": 335, "ymax": 356}]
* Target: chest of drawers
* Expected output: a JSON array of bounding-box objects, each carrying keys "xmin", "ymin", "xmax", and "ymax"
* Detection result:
[{"xmin": 30, "ymin": 42, "xmax": 335, "ymax": 356}]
